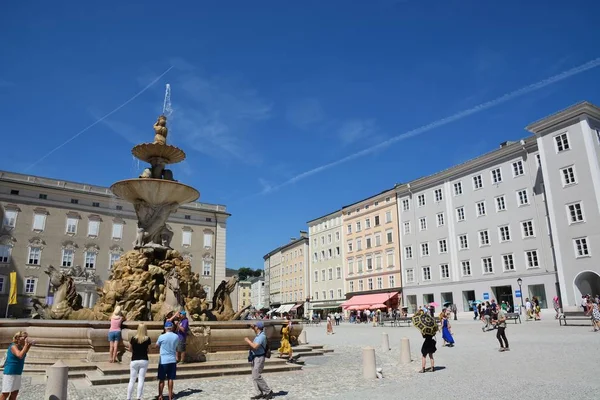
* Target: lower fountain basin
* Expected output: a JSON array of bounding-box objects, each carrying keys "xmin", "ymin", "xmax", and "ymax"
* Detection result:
[{"xmin": 111, "ymin": 179, "xmax": 200, "ymax": 205}]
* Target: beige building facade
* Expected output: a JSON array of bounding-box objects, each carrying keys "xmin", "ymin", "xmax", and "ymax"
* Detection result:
[
  {"xmin": 237, "ymin": 280, "xmax": 252, "ymax": 310},
  {"xmin": 342, "ymin": 188, "xmax": 402, "ymax": 306},
  {"xmin": 279, "ymin": 233, "xmax": 308, "ymax": 314},
  {"xmin": 307, "ymin": 210, "xmax": 345, "ymax": 315},
  {"xmin": 0, "ymin": 170, "xmax": 229, "ymax": 316}
]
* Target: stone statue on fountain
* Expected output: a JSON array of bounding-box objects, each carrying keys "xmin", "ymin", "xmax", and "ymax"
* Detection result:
[{"xmin": 30, "ymin": 114, "xmax": 243, "ymax": 321}]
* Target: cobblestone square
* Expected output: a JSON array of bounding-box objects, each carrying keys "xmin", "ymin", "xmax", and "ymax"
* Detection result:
[{"xmin": 6, "ymin": 313, "xmax": 600, "ymax": 399}]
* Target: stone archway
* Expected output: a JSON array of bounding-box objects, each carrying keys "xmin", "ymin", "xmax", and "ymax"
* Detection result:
[{"xmin": 573, "ymin": 270, "xmax": 600, "ymax": 303}]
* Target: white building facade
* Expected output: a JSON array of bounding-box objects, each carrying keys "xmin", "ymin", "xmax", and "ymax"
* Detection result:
[{"xmin": 250, "ymin": 276, "xmax": 267, "ymax": 310}]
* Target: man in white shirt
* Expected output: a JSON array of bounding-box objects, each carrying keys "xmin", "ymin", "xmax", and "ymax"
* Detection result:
[{"xmin": 525, "ymin": 298, "xmax": 532, "ymax": 319}]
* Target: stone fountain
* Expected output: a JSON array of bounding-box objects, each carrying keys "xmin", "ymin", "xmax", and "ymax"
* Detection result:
[{"xmin": 1, "ymin": 114, "xmax": 301, "ymax": 365}]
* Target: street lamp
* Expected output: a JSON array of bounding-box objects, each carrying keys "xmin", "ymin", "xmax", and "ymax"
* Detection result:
[{"xmin": 517, "ymin": 278, "xmax": 524, "ymax": 314}]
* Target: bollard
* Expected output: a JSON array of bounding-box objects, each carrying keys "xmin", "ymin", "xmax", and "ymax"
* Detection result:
[
  {"xmin": 45, "ymin": 360, "xmax": 68, "ymax": 400},
  {"xmin": 299, "ymin": 329, "xmax": 307, "ymax": 344},
  {"xmin": 362, "ymin": 347, "xmax": 377, "ymax": 379},
  {"xmin": 381, "ymin": 332, "xmax": 390, "ymax": 351},
  {"xmin": 399, "ymin": 337, "xmax": 411, "ymax": 364}
]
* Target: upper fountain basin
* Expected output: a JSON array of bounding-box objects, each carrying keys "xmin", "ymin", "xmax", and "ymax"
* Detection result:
[
  {"xmin": 132, "ymin": 143, "xmax": 186, "ymax": 164},
  {"xmin": 110, "ymin": 179, "xmax": 200, "ymax": 205}
]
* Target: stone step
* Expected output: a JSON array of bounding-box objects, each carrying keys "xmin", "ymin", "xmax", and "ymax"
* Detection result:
[{"xmin": 85, "ymin": 363, "xmax": 302, "ymax": 386}]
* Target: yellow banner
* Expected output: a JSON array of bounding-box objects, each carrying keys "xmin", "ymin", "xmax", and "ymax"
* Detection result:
[{"xmin": 8, "ymin": 271, "xmax": 17, "ymax": 305}]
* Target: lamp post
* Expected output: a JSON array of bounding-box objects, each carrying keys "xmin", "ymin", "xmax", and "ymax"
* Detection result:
[{"xmin": 517, "ymin": 278, "xmax": 524, "ymax": 314}]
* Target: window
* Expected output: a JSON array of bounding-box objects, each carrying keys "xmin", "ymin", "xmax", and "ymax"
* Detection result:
[
  {"xmin": 522, "ymin": 220, "xmax": 535, "ymax": 238},
  {"xmin": 358, "ymin": 280, "xmax": 364, "ymax": 291},
  {"xmin": 385, "ymin": 211, "xmax": 392, "ymax": 223},
  {"xmin": 0, "ymin": 245, "xmax": 11, "ymax": 263},
  {"xmin": 70, "ymin": 199, "xmax": 78, "ymax": 204},
  {"xmin": 495, "ymin": 196, "xmax": 506, "ymax": 212},
  {"xmin": 2, "ymin": 210, "xmax": 17, "ymax": 228},
  {"xmin": 109, "ymin": 253, "xmax": 120, "ymax": 269},
  {"xmin": 440, "ymin": 264, "xmax": 450, "ymax": 279},
  {"xmin": 567, "ymin": 203, "xmax": 584, "ymax": 223},
  {"xmin": 436, "ymin": 213, "xmax": 444, "ymax": 227},
  {"xmin": 386, "ymin": 230, "xmax": 393, "ymax": 244},
  {"xmin": 347, "ymin": 224, "xmax": 352, "ymax": 234},
  {"xmin": 329, "ymin": 289, "xmax": 334, "ymax": 299},
  {"xmin": 328, "ymin": 268, "xmax": 333, "ymax": 280},
  {"xmin": 367, "ymin": 278, "xmax": 373, "ymax": 290},
  {"xmin": 38, "ymin": 193, "xmax": 47, "ymax": 200},
  {"xmin": 375, "ymin": 234, "xmax": 381, "ymax": 246},
  {"xmin": 517, "ymin": 189, "xmax": 529, "ymax": 206},
  {"xmin": 366, "ymin": 257, "xmax": 373, "ymax": 270},
  {"xmin": 458, "ymin": 234, "xmax": 469, "ymax": 250},
  {"xmin": 389, "ymin": 275, "xmax": 396, "ymax": 287},
  {"xmin": 24, "ymin": 277, "xmax": 37, "ymax": 294},
  {"xmin": 438, "ymin": 239, "xmax": 447, "ymax": 253},
  {"xmin": 536, "ymin": 154, "xmax": 541, "ymax": 167},
  {"xmin": 357, "ymin": 259, "xmax": 363, "ymax": 272},
  {"xmin": 348, "ymin": 260, "xmax": 354, "ymax": 274},
  {"xmin": 386, "ymin": 251, "xmax": 394, "ymax": 268},
  {"xmin": 454, "ymin": 182, "xmax": 463, "ymax": 196},
  {"xmin": 328, "ymin": 233, "xmax": 333, "ymax": 243},
  {"xmin": 112, "ymin": 223, "xmax": 123, "ymax": 239},
  {"xmin": 374, "ymin": 216, "xmax": 380, "ymax": 226},
  {"xmin": 0, "ymin": 276, "xmax": 4, "ymax": 293},
  {"xmin": 419, "ymin": 217, "xmax": 427, "ymax": 231},
  {"xmin": 512, "ymin": 161, "xmax": 524, "ymax": 177},
  {"xmin": 349, "ymin": 281, "xmax": 354, "ymax": 292},
  {"xmin": 418, "ymin": 194, "xmax": 425, "ymax": 207},
  {"xmin": 404, "ymin": 246, "xmax": 413, "ymax": 260},
  {"xmin": 461, "ymin": 261, "xmax": 472, "ymax": 276},
  {"xmin": 347, "ymin": 241, "xmax": 353, "ymax": 252},
  {"xmin": 456, "ymin": 207, "xmax": 465, "ymax": 222},
  {"xmin": 403, "ymin": 222, "xmax": 411, "ymax": 235},
  {"xmin": 314, "ymin": 291, "xmax": 319, "ymax": 300},
  {"xmin": 313, "ymin": 238, "xmax": 317, "ymax": 247},
  {"xmin": 314, "ymin": 270, "xmax": 318, "ymax": 282},
  {"xmin": 422, "ymin": 266, "xmax": 431, "ymax": 281},
  {"xmin": 312, "ymin": 252, "xmax": 318, "ymax": 262},
  {"xmin": 33, "ymin": 213, "xmax": 46, "ymax": 231},
  {"xmin": 377, "ymin": 277, "xmax": 383, "ymax": 289},
  {"xmin": 574, "ymin": 237, "xmax": 590, "ymax": 257},
  {"xmin": 491, "ymin": 168, "xmax": 502, "ymax": 184},
  {"xmin": 476, "ymin": 201, "xmax": 486, "ymax": 217},
  {"xmin": 336, "ymin": 231, "xmax": 340, "ymax": 241},
  {"xmin": 66, "ymin": 217, "xmax": 78, "ymax": 234},
  {"xmin": 203, "ymin": 259, "xmax": 212, "ymax": 276},
  {"xmin": 10, "ymin": 190, "xmax": 19, "ymax": 195},
  {"xmin": 87, "ymin": 220, "xmax": 100, "ymax": 237},
  {"xmin": 479, "ymin": 230, "xmax": 490, "ymax": 246},
  {"xmin": 434, "ymin": 188, "xmax": 443, "ymax": 202},
  {"xmin": 92, "ymin": 202, "xmax": 100, "ymax": 208},
  {"xmin": 28, "ymin": 247, "xmax": 41, "ymax": 265},
  {"xmin": 525, "ymin": 250, "xmax": 539, "ymax": 268},
  {"xmin": 375, "ymin": 255, "xmax": 382, "ymax": 269},
  {"xmin": 502, "ymin": 254, "xmax": 515, "ymax": 271},
  {"xmin": 406, "ymin": 269, "xmax": 415, "ymax": 283},
  {"xmin": 366, "ymin": 237, "xmax": 372, "ymax": 248},
  {"xmin": 356, "ymin": 221, "xmax": 362, "ymax": 232},
  {"xmin": 482, "ymin": 257, "xmax": 493, "ymax": 274},
  {"xmin": 182, "ymin": 231, "xmax": 192, "ymax": 246},
  {"xmin": 321, "ymin": 236, "xmax": 325, "ymax": 245},
  {"xmin": 204, "ymin": 231, "xmax": 213, "ymax": 248},
  {"xmin": 356, "ymin": 238, "xmax": 362, "ymax": 251},
  {"xmin": 61, "ymin": 249, "xmax": 74, "ymax": 267},
  {"xmin": 420, "ymin": 242, "xmax": 430, "ymax": 257},
  {"xmin": 402, "ymin": 199, "xmax": 410, "ymax": 211},
  {"xmin": 555, "ymin": 132, "xmax": 570, "ymax": 152},
  {"xmin": 499, "ymin": 225, "xmax": 511, "ymax": 242},
  {"xmin": 473, "ymin": 175, "xmax": 483, "ymax": 189},
  {"xmin": 336, "ymin": 267, "xmax": 342, "ymax": 279},
  {"xmin": 84, "ymin": 251, "xmax": 97, "ymax": 269},
  {"xmin": 561, "ymin": 166, "xmax": 577, "ymax": 186},
  {"xmin": 116, "ymin": 205, "xmax": 123, "ymax": 211},
  {"xmin": 337, "ymin": 289, "xmax": 342, "ymax": 298}
]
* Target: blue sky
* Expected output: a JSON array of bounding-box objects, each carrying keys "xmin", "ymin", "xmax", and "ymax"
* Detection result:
[{"xmin": 2, "ymin": 1, "xmax": 600, "ymax": 270}]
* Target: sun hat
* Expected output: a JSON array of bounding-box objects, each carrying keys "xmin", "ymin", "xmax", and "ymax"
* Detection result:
[{"xmin": 254, "ymin": 321, "xmax": 264, "ymax": 329}]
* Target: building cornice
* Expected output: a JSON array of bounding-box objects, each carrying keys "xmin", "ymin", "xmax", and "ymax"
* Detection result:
[
  {"xmin": 394, "ymin": 137, "xmax": 538, "ymax": 195},
  {"xmin": 525, "ymin": 101, "xmax": 600, "ymax": 136},
  {"xmin": 341, "ymin": 187, "xmax": 396, "ymax": 212},
  {"xmin": 307, "ymin": 209, "xmax": 342, "ymax": 225}
]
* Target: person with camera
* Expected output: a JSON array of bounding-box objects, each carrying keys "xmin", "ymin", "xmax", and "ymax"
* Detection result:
[
  {"xmin": 244, "ymin": 321, "xmax": 274, "ymax": 400},
  {"xmin": 1, "ymin": 331, "xmax": 35, "ymax": 400}
]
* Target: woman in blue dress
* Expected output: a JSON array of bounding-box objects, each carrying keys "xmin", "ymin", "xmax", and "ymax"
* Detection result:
[{"xmin": 441, "ymin": 311, "xmax": 455, "ymax": 347}]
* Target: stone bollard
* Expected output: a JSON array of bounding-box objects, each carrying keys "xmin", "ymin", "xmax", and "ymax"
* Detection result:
[
  {"xmin": 381, "ymin": 332, "xmax": 390, "ymax": 351},
  {"xmin": 45, "ymin": 360, "xmax": 68, "ymax": 400},
  {"xmin": 399, "ymin": 337, "xmax": 411, "ymax": 364},
  {"xmin": 362, "ymin": 347, "xmax": 377, "ymax": 379},
  {"xmin": 299, "ymin": 329, "xmax": 308, "ymax": 344}
]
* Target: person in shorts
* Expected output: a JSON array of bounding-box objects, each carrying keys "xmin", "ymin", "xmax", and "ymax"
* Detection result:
[
  {"xmin": 172, "ymin": 311, "xmax": 188, "ymax": 364},
  {"xmin": 156, "ymin": 321, "xmax": 179, "ymax": 400},
  {"xmin": 1, "ymin": 331, "xmax": 34, "ymax": 400}
]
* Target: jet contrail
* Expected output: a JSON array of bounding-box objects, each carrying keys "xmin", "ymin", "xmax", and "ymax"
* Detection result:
[
  {"xmin": 259, "ymin": 57, "xmax": 600, "ymax": 196},
  {"xmin": 23, "ymin": 66, "xmax": 174, "ymax": 173}
]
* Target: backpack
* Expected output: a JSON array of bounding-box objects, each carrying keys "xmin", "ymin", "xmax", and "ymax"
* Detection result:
[{"xmin": 264, "ymin": 341, "xmax": 272, "ymax": 359}]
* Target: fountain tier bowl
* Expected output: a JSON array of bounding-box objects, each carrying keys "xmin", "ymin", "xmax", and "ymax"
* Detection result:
[
  {"xmin": 111, "ymin": 179, "xmax": 200, "ymax": 205},
  {"xmin": 132, "ymin": 143, "xmax": 186, "ymax": 164}
]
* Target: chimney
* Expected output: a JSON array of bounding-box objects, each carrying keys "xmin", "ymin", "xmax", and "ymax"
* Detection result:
[
  {"xmin": 290, "ymin": 237, "xmax": 296, "ymax": 242},
  {"xmin": 299, "ymin": 230, "xmax": 308, "ymax": 238}
]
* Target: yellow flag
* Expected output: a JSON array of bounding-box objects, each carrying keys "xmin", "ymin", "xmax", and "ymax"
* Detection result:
[{"xmin": 8, "ymin": 271, "xmax": 17, "ymax": 305}]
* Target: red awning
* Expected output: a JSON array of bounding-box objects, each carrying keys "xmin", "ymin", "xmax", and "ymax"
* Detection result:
[
  {"xmin": 290, "ymin": 303, "xmax": 302, "ymax": 311},
  {"xmin": 341, "ymin": 292, "xmax": 399, "ymax": 309}
]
